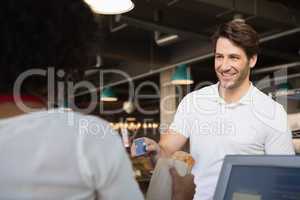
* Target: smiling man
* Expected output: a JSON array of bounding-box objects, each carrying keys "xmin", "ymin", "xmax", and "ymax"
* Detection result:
[
  {"xmin": 213, "ymin": 22, "xmax": 258, "ymax": 103},
  {"xmin": 132, "ymin": 20, "xmax": 295, "ymax": 200}
]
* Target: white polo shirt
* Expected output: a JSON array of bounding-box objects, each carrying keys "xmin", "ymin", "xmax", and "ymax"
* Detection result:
[{"xmin": 169, "ymin": 82, "xmax": 295, "ymax": 200}]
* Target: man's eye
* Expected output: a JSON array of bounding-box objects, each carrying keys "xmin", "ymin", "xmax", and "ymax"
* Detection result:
[{"xmin": 230, "ymin": 56, "xmax": 239, "ymax": 60}]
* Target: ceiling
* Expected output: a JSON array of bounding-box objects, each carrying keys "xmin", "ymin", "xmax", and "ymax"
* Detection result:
[{"xmin": 75, "ymin": 0, "xmax": 300, "ymax": 120}]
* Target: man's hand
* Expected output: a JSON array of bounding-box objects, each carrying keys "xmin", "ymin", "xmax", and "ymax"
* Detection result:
[
  {"xmin": 131, "ymin": 131, "xmax": 188, "ymax": 159},
  {"xmin": 169, "ymin": 167, "xmax": 195, "ymax": 200}
]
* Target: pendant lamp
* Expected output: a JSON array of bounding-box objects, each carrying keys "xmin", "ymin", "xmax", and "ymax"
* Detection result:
[
  {"xmin": 100, "ymin": 87, "xmax": 118, "ymax": 102},
  {"xmin": 171, "ymin": 64, "xmax": 194, "ymax": 85},
  {"xmin": 84, "ymin": 0, "xmax": 134, "ymax": 15}
]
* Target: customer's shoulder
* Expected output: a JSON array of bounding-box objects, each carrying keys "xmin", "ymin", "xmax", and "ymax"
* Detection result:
[
  {"xmin": 29, "ymin": 108, "xmax": 118, "ymax": 138},
  {"xmin": 26, "ymin": 108, "xmax": 110, "ymax": 128}
]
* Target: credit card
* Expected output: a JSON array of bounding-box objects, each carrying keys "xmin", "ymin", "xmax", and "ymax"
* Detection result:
[{"xmin": 135, "ymin": 138, "xmax": 147, "ymax": 156}]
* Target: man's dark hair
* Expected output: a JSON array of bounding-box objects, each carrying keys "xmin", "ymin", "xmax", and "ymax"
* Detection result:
[
  {"xmin": 0, "ymin": 0, "xmax": 100, "ymax": 94},
  {"xmin": 212, "ymin": 20, "xmax": 259, "ymax": 59}
]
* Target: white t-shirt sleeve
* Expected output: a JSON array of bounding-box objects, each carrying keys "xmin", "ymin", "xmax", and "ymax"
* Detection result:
[
  {"xmin": 77, "ymin": 116, "xmax": 144, "ymax": 200},
  {"xmin": 169, "ymin": 95, "xmax": 191, "ymax": 138},
  {"xmin": 265, "ymin": 105, "xmax": 295, "ymax": 155},
  {"xmin": 97, "ymin": 141, "xmax": 144, "ymax": 200}
]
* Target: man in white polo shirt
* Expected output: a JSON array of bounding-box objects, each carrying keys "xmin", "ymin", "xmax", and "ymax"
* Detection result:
[{"xmin": 132, "ymin": 20, "xmax": 295, "ymax": 200}]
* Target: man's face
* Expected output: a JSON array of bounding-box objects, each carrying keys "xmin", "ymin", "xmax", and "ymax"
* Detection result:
[{"xmin": 214, "ymin": 37, "xmax": 257, "ymax": 90}]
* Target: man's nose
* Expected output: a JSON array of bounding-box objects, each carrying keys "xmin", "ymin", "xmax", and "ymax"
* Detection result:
[{"xmin": 220, "ymin": 59, "xmax": 231, "ymax": 71}]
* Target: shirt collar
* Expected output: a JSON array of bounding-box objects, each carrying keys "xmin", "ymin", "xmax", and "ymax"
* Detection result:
[{"xmin": 211, "ymin": 82, "xmax": 253, "ymax": 106}]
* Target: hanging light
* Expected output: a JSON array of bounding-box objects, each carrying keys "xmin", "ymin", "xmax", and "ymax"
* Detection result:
[
  {"xmin": 84, "ymin": 0, "xmax": 135, "ymax": 15},
  {"xmin": 63, "ymin": 100, "xmax": 73, "ymax": 111},
  {"xmin": 171, "ymin": 64, "xmax": 194, "ymax": 85},
  {"xmin": 100, "ymin": 87, "xmax": 118, "ymax": 102}
]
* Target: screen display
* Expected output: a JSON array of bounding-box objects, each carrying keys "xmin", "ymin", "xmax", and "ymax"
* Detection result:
[{"xmin": 224, "ymin": 166, "xmax": 300, "ymax": 200}]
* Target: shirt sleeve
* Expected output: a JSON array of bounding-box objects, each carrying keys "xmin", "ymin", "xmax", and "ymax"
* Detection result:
[
  {"xmin": 97, "ymin": 142, "xmax": 144, "ymax": 200},
  {"xmin": 265, "ymin": 105, "xmax": 295, "ymax": 155},
  {"xmin": 169, "ymin": 95, "xmax": 192, "ymax": 138},
  {"xmin": 77, "ymin": 116, "xmax": 144, "ymax": 200}
]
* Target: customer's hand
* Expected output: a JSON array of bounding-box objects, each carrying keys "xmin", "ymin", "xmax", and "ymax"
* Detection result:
[{"xmin": 131, "ymin": 137, "xmax": 160, "ymax": 157}]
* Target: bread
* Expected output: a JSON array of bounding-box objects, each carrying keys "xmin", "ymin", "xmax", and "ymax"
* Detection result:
[{"xmin": 171, "ymin": 151, "xmax": 195, "ymax": 171}]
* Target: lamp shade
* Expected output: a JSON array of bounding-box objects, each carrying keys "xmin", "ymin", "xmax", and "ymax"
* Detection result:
[
  {"xmin": 277, "ymin": 83, "xmax": 292, "ymax": 90},
  {"xmin": 63, "ymin": 100, "xmax": 72, "ymax": 111},
  {"xmin": 171, "ymin": 64, "xmax": 194, "ymax": 85},
  {"xmin": 100, "ymin": 87, "xmax": 118, "ymax": 102},
  {"xmin": 84, "ymin": 0, "xmax": 134, "ymax": 15}
]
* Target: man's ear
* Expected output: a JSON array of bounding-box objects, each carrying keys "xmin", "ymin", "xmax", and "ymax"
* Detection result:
[{"xmin": 249, "ymin": 54, "xmax": 257, "ymax": 68}]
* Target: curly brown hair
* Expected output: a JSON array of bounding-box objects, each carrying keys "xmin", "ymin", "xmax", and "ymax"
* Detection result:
[{"xmin": 0, "ymin": 0, "xmax": 100, "ymax": 93}]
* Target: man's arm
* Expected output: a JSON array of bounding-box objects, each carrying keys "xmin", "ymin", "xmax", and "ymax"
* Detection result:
[
  {"xmin": 131, "ymin": 129, "xmax": 188, "ymax": 159},
  {"xmin": 158, "ymin": 130, "xmax": 188, "ymax": 157},
  {"xmin": 132, "ymin": 93, "xmax": 191, "ymax": 158}
]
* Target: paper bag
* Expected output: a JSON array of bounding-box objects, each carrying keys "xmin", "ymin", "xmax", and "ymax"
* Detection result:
[{"xmin": 146, "ymin": 158, "xmax": 190, "ymax": 200}]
